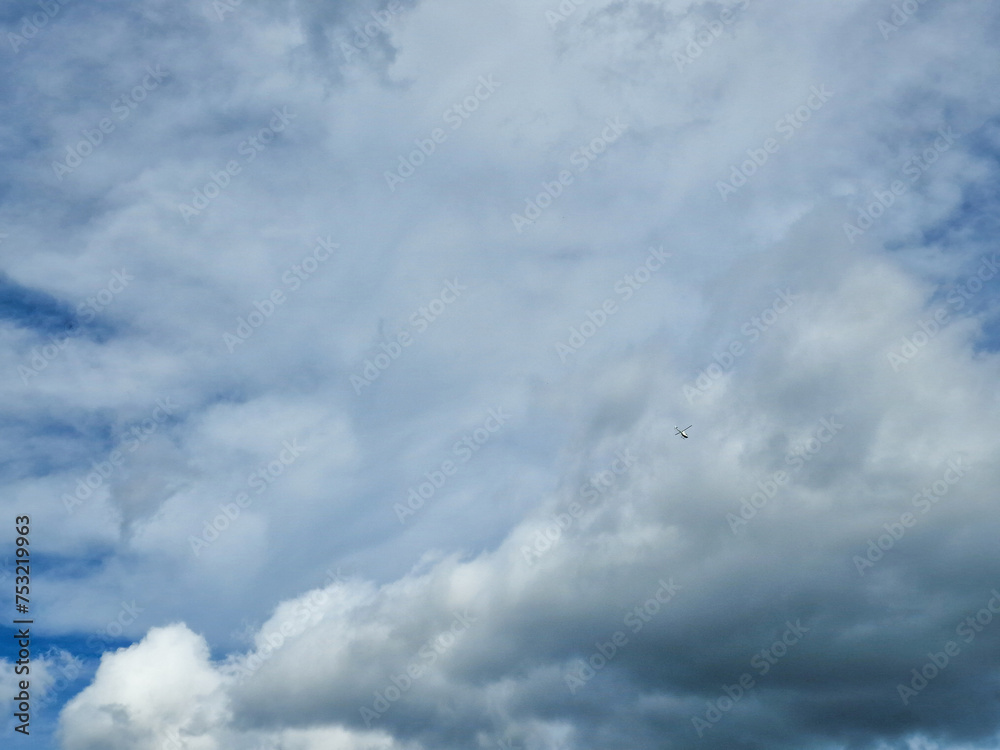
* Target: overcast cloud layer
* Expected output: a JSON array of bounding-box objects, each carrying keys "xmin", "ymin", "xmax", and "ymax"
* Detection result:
[{"xmin": 2, "ymin": 0, "xmax": 1000, "ymax": 748}]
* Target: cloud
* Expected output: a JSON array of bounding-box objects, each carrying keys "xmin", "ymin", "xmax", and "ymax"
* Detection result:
[
  {"xmin": 1, "ymin": 0, "xmax": 999, "ymax": 748},
  {"xmin": 57, "ymin": 624, "xmax": 228, "ymax": 750}
]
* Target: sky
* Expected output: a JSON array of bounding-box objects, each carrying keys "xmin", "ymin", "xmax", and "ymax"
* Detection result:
[{"xmin": 1, "ymin": 0, "xmax": 1000, "ymax": 748}]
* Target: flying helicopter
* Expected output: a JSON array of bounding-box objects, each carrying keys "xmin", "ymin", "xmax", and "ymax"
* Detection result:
[{"xmin": 675, "ymin": 425, "xmax": 692, "ymax": 439}]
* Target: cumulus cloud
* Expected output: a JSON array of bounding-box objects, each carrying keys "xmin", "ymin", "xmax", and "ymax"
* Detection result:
[{"xmin": 58, "ymin": 625, "xmax": 228, "ymax": 750}]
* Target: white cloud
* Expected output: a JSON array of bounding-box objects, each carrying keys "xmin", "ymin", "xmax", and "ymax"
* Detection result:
[{"xmin": 58, "ymin": 625, "xmax": 229, "ymax": 750}]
